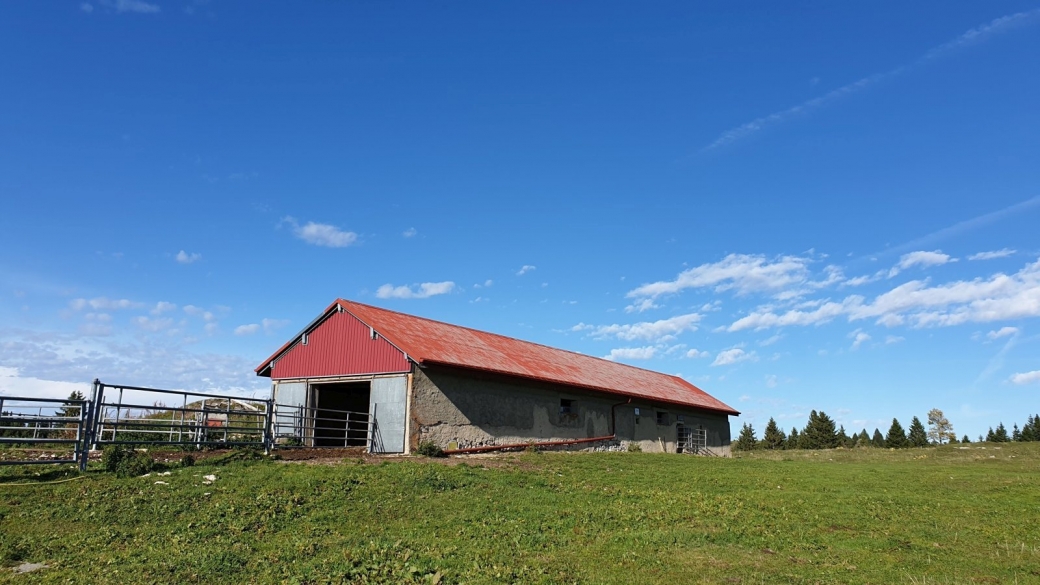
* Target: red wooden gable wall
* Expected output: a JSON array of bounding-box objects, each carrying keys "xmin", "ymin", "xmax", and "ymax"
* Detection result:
[{"xmin": 270, "ymin": 309, "xmax": 410, "ymax": 380}]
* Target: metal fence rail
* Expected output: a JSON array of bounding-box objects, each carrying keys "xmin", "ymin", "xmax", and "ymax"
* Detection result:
[
  {"xmin": 271, "ymin": 403, "xmax": 373, "ymax": 448},
  {"xmin": 92, "ymin": 382, "xmax": 270, "ymax": 450},
  {"xmin": 0, "ymin": 395, "xmax": 90, "ymax": 468}
]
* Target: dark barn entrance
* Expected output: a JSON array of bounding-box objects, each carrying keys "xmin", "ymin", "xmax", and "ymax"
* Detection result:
[{"xmin": 312, "ymin": 381, "xmax": 371, "ymax": 447}]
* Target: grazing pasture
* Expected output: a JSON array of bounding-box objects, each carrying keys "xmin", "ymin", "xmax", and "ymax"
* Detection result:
[{"xmin": 1, "ymin": 443, "xmax": 1037, "ymax": 584}]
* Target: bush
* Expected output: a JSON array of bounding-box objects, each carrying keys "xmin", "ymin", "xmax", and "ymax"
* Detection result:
[
  {"xmin": 626, "ymin": 442, "xmax": 643, "ymax": 452},
  {"xmin": 101, "ymin": 445, "xmax": 155, "ymax": 478},
  {"xmin": 180, "ymin": 454, "xmax": 195, "ymax": 468},
  {"xmin": 416, "ymin": 441, "xmax": 445, "ymax": 458}
]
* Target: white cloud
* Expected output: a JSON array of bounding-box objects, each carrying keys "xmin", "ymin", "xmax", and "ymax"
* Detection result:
[
  {"xmin": 403, "ymin": 228, "xmax": 417, "ymax": 238},
  {"xmin": 176, "ymin": 250, "xmax": 202, "ymax": 264},
  {"xmin": 1009, "ymin": 370, "xmax": 1040, "ymax": 385},
  {"xmin": 516, "ymin": 265, "xmax": 536, "ymax": 276},
  {"xmin": 234, "ymin": 324, "xmax": 260, "ymax": 336},
  {"xmin": 727, "ymin": 258, "xmax": 1040, "ymax": 331},
  {"xmin": 282, "ymin": 216, "xmax": 358, "ymax": 248},
  {"xmin": 685, "ymin": 348, "xmax": 710, "ymax": 359},
  {"xmin": 602, "ymin": 346, "xmax": 657, "ymax": 361},
  {"xmin": 134, "ymin": 316, "xmax": 174, "ymax": 332},
  {"xmin": 765, "ymin": 374, "xmax": 778, "ymax": 388},
  {"xmin": 572, "ymin": 313, "xmax": 701, "ymax": 343},
  {"xmin": 701, "ymin": 9, "xmax": 1040, "ymax": 151},
  {"xmin": 728, "ymin": 299, "xmax": 852, "ymax": 332},
  {"xmin": 0, "ymin": 366, "xmax": 90, "ymax": 400},
  {"xmin": 69, "ymin": 297, "xmax": 143, "ymax": 311},
  {"xmin": 80, "ymin": 3, "xmax": 94, "ymax": 12},
  {"xmin": 376, "ymin": 281, "xmax": 457, "ymax": 299},
  {"xmin": 986, "ymin": 326, "xmax": 1019, "ymax": 340},
  {"xmin": 628, "ymin": 254, "xmax": 814, "ymax": 300},
  {"xmin": 261, "ymin": 318, "xmax": 289, "ymax": 333},
  {"xmin": 151, "ymin": 301, "xmax": 177, "ymax": 315},
  {"xmin": 849, "ymin": 329, "xmax": 871, "ymax": 350},
  {"xmin": 889, "ymin": 250, "xmax": 955, "ymax": 277},
  {"xmin": 758, "ymin": 333, "xmax": 783, "ymax": 347},
  {"xmin": 969, "ymin": 249, "xmax": 1016, "ymax": 261},
  {"xmin": 624, "ymin": 299, "xmax": 660, "ymax": 313},
  {"xmin": 0, "ymin": 331, "xmax": 266, "ymax": 394},
  {"xmin": 885, "ymin": 335, "xmax": 905, "ymax": 344},
  {"xmin": 711, "ymin": 348, "xmax": 758, "ymax": 367},
  {"xmin": 100, "ymin": 0, "xmax": 160, "ymax": 13}
]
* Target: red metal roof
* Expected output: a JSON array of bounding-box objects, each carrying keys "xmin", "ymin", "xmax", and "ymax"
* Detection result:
[{"xmin": 256, "ymin": 299, "xmax": 739, "ymax": 415}]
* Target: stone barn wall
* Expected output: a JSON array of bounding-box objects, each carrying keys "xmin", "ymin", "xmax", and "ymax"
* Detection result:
[{"xmin": 408, "ymin": 364, "xmax": 731, "ymax": 455}]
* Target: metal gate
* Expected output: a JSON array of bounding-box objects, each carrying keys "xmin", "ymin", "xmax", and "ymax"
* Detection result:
[
  {"xmin": 677, "ymin": 425, "xmax": 707, "ymax": 454},
  {"xmin": 0, "ymin": 395, "xmax": 92, "ymax": 469},
  {"xmin": 90, "ymin": 381, "xmax": 270, "ymax": 450},
  {"xmin": 2, "ymin": 378, "xmax": 409, "ymax": 471}
]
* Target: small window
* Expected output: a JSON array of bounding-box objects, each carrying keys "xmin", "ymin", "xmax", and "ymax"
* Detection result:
[
  {"xmin": 559, "ymin": 399, "xmax": 574, "ymax": 415},
  {"xmin": 656, "ymin": 411, "xmax": 669, "ymax": 426},
  {"xmin": 301, "ymin": 333, "xmax": 308, "ymax": 346}
]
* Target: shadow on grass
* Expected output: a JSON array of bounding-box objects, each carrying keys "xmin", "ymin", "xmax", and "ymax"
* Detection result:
[{"xmin": 0, "ymin": 466, "xmax": 82, "ymax": 484}]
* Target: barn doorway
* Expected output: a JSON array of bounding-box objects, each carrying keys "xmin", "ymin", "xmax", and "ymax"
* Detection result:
[{"xmin": 312, "ymin": 381, "xmax": 371, "ymax": 447}]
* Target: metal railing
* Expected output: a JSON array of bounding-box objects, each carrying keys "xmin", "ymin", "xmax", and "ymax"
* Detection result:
[
  {"xmin": 0, "ymin": 380, "xmax": 388, "ymax": 470},
  {"xmin": 91, "ymin": 382, "xmax": 270, "ymax": 450},
  {"xmin": 677, "ymin": 426, "xmax": 708, "ymax": 455},
  {"xmin": 271, "ymin": 402, "xmax": 373, "ymax": 448},
  {"xmin": 0, "ymin": 395, "xmax": 91, "ymax": 468}
]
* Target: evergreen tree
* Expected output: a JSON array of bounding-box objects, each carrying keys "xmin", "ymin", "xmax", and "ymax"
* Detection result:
[
  {"xmin": 1012, "ymin": 424, "xmax": 1022, "ymax": 442},
  {"xmin": 837, "ymin": 425, "xmax": 850, "ymax": 448},
  {"xmin": 907, "ymin": 416, "xmax": 929, "ymax": 447},
  {"xmin": 985, "ymin": 428, "xmax": 996, "ymax": 442},
  {"xmin": 735, "ymin": 422, "xmax": 758, "ymax": 451},
  {"xmin": 961, "ymin": 434, "xmax": 970, "ymax": 444},
  {"xmin": 787, "ymin": 428, "xmax": 800, "ymax": 450},
  {"xmin": 948, "ymin": 435, "xmax": 959, "ymax": 444},
  {"xmin": 993, "ymin": 423, "xmax": 1009, "ymax": 442},
  {"xmin": 885, "ymin": 418, "xmax": 908, "ymax": 449},
  {"xmin": 871, "ymin": 428, "xmax": 885, "ymax": 448},
  {"xmin": 801, "ymin": 410, "xmax": 839, "ymax": 449},
  {"xmin": 927, "ymin": 408, "xmax": 955, "ymax": 445},
  {"xmin": 1022, "ymin": 416, "xmax": 1036, "ymax": 442},
  {"xmin": 762, "ymin": 418, "xmax": 786, "ymax": 450},
  {"xmin": 857, "ymin": 429, "xmax": 870, "ymax": 447},
  {"xmin": 57, "ymin": 390, "xmax": 86, "ymax": 420}
]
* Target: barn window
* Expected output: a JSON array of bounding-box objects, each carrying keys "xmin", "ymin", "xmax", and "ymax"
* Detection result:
[
  {"xmin": 559, "ymin": 399, "xmax": 574, "ymax": 415},
  {"xmin": 656, "ymin": 411, "xmax": 669, "ymax": 425},
  {"xmin": 301, "ymin": 333, "xmax": 308, "ymax": 346}
]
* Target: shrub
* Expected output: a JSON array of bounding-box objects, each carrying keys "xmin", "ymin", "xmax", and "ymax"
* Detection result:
[
  {"xmin": 180, "ymin": 454, "xmax": 195, "ymax": 468},
  {"xmin": 626, "ymin": 442, "xmax": 643, "ymax": 452},
  {"xmin": 101, "ymin": 445, "xmax": 155, "ymax": 478},
  {"xmin": 416, "ymin": 441, "xmax": 445, "ymax": 458}
]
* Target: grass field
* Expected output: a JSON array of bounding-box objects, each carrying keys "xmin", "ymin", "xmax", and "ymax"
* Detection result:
[{"xmin": 1, "ymin": 443, "xmax": 1038, "ymax": 584}]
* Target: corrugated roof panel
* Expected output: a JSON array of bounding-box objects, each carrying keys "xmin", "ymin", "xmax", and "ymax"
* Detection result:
[
  {"xmin": 257, "ymin": 299, "xmax": 737, "ymax": 415},
  {"xmin": 338, "ymin": 300, "xmax": 737, "ymax": 415}
]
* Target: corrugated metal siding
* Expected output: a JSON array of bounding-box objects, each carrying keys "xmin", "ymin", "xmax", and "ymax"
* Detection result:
[{"xmin": 270, "ymin": 309, "xmax": 410, "ymax": 379}]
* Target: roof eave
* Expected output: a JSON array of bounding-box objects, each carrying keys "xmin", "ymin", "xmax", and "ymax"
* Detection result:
[{"xmin": 419, "ymin": 358, "xmax": 740, "ymax": 416}]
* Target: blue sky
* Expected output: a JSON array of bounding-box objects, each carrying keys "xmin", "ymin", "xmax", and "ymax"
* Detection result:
[{"xmin": 2, "ymin": 1, "xmax": 1039, "ymax": 440}]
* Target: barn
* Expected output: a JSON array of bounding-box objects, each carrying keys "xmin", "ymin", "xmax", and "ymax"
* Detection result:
[{"xmin": 256, "ymin": 299, "xmax": 738, "ymax": 455}]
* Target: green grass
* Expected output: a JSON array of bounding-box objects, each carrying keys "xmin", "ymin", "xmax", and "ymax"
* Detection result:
[{"xmin": 1, "ymin": 443, "xmax": 1038, "ymax": 584}]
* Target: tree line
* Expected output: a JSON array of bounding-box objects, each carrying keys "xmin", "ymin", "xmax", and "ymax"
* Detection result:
[{"xmin": 733, "ymin": 408, "xmax": 1040, "ymax": 451}]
